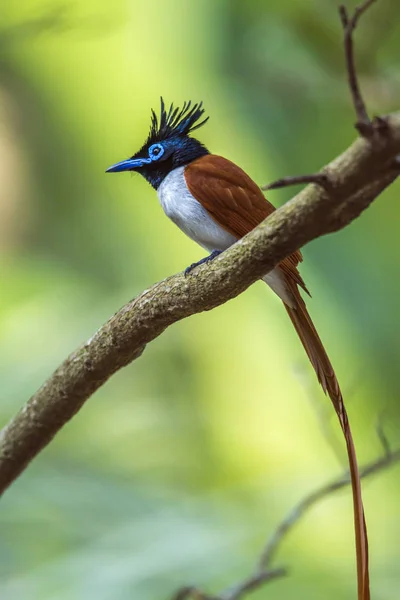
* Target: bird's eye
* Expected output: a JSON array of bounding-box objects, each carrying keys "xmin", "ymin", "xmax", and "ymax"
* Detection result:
[{"xmin": 149, "ymin": 143, "xmax": 164, "ymax": 161}]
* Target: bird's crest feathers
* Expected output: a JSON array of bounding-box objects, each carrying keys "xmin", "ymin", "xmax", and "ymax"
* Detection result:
[{"xmin": 147, "ymin": 98, "xmax": 209, "ymax": 144}]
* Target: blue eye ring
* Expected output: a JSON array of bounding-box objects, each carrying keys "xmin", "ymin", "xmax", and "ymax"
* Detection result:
[{"xmin": 148, "ymin": 143, "xmax": 164, "ymax": 161}]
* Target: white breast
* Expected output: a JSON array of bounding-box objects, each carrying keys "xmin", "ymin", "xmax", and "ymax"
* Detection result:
[
  {"xmin": 157, "ymin": 167, "xmax": 237, "ymax": 252},
  {"xmin": 157, "ymin": 166, "xmax": 295, "ymax": 307}
]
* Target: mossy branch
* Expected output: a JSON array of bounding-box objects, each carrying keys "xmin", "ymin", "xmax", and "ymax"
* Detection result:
[{"xmin": 1, "ymin": 111, "xmax": 400, "ymax": 495}]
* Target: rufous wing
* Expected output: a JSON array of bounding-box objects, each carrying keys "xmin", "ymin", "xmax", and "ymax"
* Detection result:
[{"xmin": 184, "ymin": 154, "xmax": 308, "ymax": 293}]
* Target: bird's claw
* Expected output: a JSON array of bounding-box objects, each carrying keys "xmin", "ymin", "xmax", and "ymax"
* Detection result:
[{"xmin": 184, "ymin": 250, "xmax": 222, "ymax": 277}]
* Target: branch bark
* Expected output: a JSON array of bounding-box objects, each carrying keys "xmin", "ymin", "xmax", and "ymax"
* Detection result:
[{"xmin": 1, "ymin": 112, "xmax": 400, "ymax": 495}]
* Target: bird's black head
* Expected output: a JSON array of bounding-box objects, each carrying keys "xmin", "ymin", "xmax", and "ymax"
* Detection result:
[{"xmin": 106, "ymin": 98, "xmax": 210, "ymax": 189}]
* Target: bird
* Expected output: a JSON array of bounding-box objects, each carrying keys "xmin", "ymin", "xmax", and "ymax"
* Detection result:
[{"xmin": 106, "ymin": 98, "xmax": 369, "ymax": 600}]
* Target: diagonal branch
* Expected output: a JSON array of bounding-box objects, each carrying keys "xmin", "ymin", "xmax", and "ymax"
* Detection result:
[{"xmin": 1, "ymin": 112, "xmax": 400, "ymax": 495}]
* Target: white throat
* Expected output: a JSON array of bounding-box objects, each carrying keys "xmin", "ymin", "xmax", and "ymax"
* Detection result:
[{"xmin": 157, "ymin": 167, "xmax": 237, "ymax": 252}]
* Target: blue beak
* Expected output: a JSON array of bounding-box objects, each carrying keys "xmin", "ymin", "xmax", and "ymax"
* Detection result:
[{"xmin": 106, "ymin": 157, "xmax": 150, "ymax": 173}]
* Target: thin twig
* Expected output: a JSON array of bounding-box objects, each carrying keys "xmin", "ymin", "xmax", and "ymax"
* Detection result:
[
  {"xmin": 263, "ymin": 0, "xmax": 379, "ymax": 195},
  {"xmin": 219, "ymin": 569, "xmax": 286, "ymax": 600},
  {"xmin": 258, "ymin": 447, "xmax": 400, "ymax": 571},
  {"xmin": 339, "ymin": 0, "xmax": 378, "ymax": 135},
  {"xmin": 261, "ymin": 173, "xmax": 331, "ymax": 191},
  {"xmin": 171, "ymin": 444, "xmax": 400, "ymax": 600}
]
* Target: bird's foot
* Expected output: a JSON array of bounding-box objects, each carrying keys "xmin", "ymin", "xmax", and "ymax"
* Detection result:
[{"xmin": 184, "ymin": 250, "xmax": 222, "ymax": 277}]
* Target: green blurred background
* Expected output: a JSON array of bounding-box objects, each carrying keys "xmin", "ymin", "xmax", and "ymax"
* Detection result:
[{"xmin": 1, "ymin": 1, "xmax": 400, "ymax": 598}]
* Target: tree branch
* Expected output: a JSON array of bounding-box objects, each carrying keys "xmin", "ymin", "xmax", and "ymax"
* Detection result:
[{"xmin": 0, "ymin": 110, "xmax": 400, "ymax": 495}]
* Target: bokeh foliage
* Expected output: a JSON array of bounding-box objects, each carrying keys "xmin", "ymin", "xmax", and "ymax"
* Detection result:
[{"xmin": 1, "ymin": 1, "xmax": 400, "ymax": 598}]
